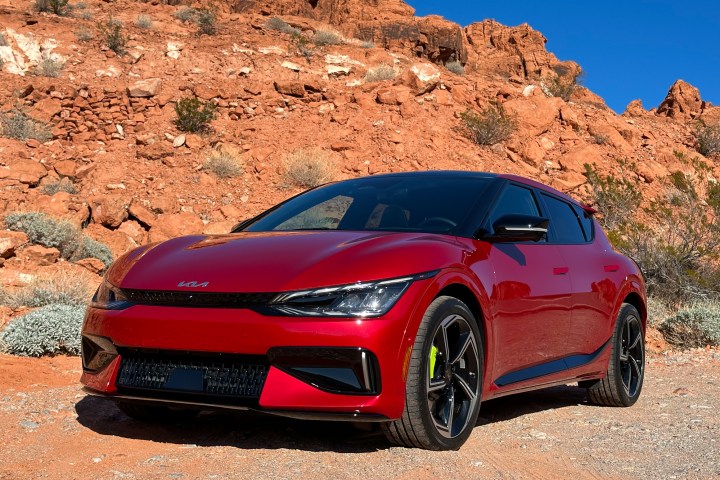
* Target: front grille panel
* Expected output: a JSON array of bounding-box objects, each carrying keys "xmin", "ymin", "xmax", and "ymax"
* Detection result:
[
  {"xmin": 117, "ymin": 350, "xmax": 269, "ymax": 399},
  {"xmin": 121, "ymin": 289, "xmax": 276, "ymax": 309}
]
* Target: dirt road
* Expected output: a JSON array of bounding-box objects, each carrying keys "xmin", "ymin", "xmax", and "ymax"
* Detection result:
[{"xmin": 0, "ymin": 350, "xmax": 718, "ymax": 480}]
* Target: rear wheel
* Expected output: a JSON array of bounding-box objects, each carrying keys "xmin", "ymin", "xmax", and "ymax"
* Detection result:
[
  {"xmin": 382, "ymin": 296, "xmax": 483, "ymax": 450},
  {"xmin": 117, "ymin": 401, "xmax": 200, "ymax": 422},
  {"xmin": 586, "ymin": 303, "xmax": 645, "ymax": 407}
]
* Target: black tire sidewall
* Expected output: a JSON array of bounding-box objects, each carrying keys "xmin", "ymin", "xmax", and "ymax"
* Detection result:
[{"xmin": 610, "ymin": 304, "xmax": 645, "ymax": 406}]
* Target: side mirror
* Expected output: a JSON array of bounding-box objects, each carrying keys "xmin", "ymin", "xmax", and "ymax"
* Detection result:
[{"xmin": 482, "ymin": 214, "xmax": 549, "ymax": 243}]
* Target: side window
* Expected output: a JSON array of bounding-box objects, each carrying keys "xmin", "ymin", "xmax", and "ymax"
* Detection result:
[
  {"xmin": 540, "ymin": 194, "xmax": 587, "ymax": 244},
  {"xmin": 572, "ymin": 204, "xmax": 594, "ymax": 241},
  {"xmin": 487, "ymin": 185, "xmax": 540, "ymax": 229}
]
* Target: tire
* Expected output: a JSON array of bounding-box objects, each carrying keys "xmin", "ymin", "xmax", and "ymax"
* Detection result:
[
  {"xmin": 382, "ymin": 296, "xmax": 483, "ymax": 450},
  {"xmin": 117, "ymin": 400, "xmax": 200, "ymax": 422},
  {"xmin": 586, "ymin": 303, "xmax": 645, "ymax": 407}
]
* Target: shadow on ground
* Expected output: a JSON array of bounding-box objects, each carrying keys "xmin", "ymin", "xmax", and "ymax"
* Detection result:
[{"xmin": 75, "ymin": 384, "xmax": 589, "ymax": 452}]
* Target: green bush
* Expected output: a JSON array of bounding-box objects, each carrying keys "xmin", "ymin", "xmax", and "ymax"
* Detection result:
[
  {"xmin": 312, "ymin": 30, "xmax": 343, "ymax": 46},
  {"xmin": 445, "ymin": 60, "xmax": 465, "ymax": 76},
  {"xmin": 659, "ymin": 301, "xmax": 720, "ymax": 349},
  {"xmin": 41, "ymin": 177, "xmax": 77, "ymax": 195},
  {"xmin": 459, "ymin": 103, "xmax": 517, "ymax": 146},
  {"xmin": 35, "ymin": 0, "xmax": 72, "ymax": 16},
  {"xmin": 98, "ymin": 17, "xmax": 126, "ymax": 55},
  {"xmin": 33, "ymin": 57, "xmax": 65, "ymax": 78},
  {"xmin": 203, "ymin": 150, "xmax": 243, "ymax": 178},
  {"xmin": 265, "ymin": 17, "xmax": 300, "ymax": 35},
  {"xmin": 583, "ymin": 162, "xmax": 641, "ymax": 232},
  {"xmin": 364, "ymin": 64, "xmax": 397, "ymax": 82},
  {"xmin": 695, "ymin": 121, "xmax": 720, "ymax": 157},
  {"xmin": 0, "ymin": 273, "xmax": 92, "ymax": 308},
  {"xmin": 5, "ymin": 212, "xmax": 113, "ymax": 268},
  {"xmin": 135, "ymin": 14, "xmax": 152, "ymax": 29},
  {"xmin": 195, "ymin": 8, "xmax": 216, "ymax": 35},
  {"xmin": 542, "ymin": 65, "xmax": 584, "ymax": 101},
  {"xmin": 174, "ymin": 97, "xmax": 217, "ymax": 133},
  {"xmin": 0, "ymin": 109, "xmax": 52, "ymax": 142},
  {"xmin": 0, "ymin": 304, "xmax": 84, "ymax": 357}
]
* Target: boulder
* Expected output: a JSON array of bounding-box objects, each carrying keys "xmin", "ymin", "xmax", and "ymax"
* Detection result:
[
  {"xmin": 504, "ymin": 96, "xmax": 563, "ymax": 136},
  {"xmin": 22, "ymin": 245, "xmax": 60, "ymax": 266},
  {"xmin": 149, "ymin": 212, "xmax": 204, "ymax": 243},
  {"xmin": 90, "ymin": 195, "xmax": 130, "ymax": 229},
  {"xmin": 274, "ymin": 81, "xmax": 307, "ymax": 98},
  {"xmin": 127, "ymin": 78, "xmax": 162, "ymax": 98},
  {"xmin": 657, "ymin": 80, "xmax": 705, "ymax": 119},
  {"xmin": 0, "ymin": 231, "xmax": 29, "ymax": 259}
]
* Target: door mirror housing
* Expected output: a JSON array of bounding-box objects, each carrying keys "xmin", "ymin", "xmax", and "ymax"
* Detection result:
[{"xmin": 481, "ymin": 214, "xmax": 549, "ymax": 243}]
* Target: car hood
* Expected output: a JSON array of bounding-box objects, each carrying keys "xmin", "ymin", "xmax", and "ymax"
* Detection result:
[{"xmin": 110, "ymin": 230, "xmax": 467, "ymax": 292}]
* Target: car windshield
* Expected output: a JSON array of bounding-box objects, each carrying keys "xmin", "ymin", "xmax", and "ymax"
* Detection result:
[{"xmin": 243, "ymin": 175, "xmax": 493, "ymax": 235}]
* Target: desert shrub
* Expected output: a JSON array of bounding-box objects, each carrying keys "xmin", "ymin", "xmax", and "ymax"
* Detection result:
[
  {"xmin": 293, "ymin": 32, "xmax": 313, "ymax": 61},
  {"xmin": 174, "ymin": 96, "xmax": 217, "ymax": 133},
  {"xmin": 695, "ymin": 121, "xmax": 720, "ymax": 157},
  {"xmin": 203, "ymin": 150, "xmax": 243, "ymax": 178},
  {"xmin": 312, "ymin": 30, "xmax": 343, "ymax": 46},
  {"xmin": 592, "ymin": 133, "xmax": 609, "ymax": 145},
  {"xmin": 0, "ymin": 273, "xmax": 92, "ymax": 308},
  {"xmin": 659, "ymin": 301, "xmax": 720, "ymax": 349},
  {"xmin": 174, "ymin": 7, "xmax": 197, "ymax": 23},
  {"xmin": 0, "ymin": 304, "xmax": 84, "ymax": 356},
  {"xmin": 0, "ymin": 109, "xmax": 52, "ymax": 142},
  {"xmin": 5, "ymin": 212, "xmax": 113, "ymax": 268},
  {"xmin": 459, "ymin": 102, "xmax": 517, "ymax": 146},
  {"xmin": 33, "ymin": 57, "xmax": 65, "ymax": 77},
  {"xmin": 0, "ymin": 33, "xmax": 8, "ymax": 47},
  {"xmin": 542, "ymin": 65, "xmax": 584, "ymax": 101},
  {"xmin": 98, "ymin": 17, "xmax": 126, "ymax": 55},
  {"xmin": 135, "ymin": 14, "xmax": 152, "ymax": 29},
  {"xmin": 583, "ymin": 162, "xmax": 641, "ymax": 232},
  {"xmin": 75, "ymin": 27, "xmax": 93, "ymax": 42},
  {"xmin": 41, "ymin": 177, "xmax": 77, "ymax": 195},
  {"xmin": 265, "ymin": 17, "xmax": 299, "ymax": 35},
  {"xmin": 646, "ymin": 296, "xmax": 673, "ymax": 328},
  {"xmin": 194, "ymin": 8, "xmax": 216, "ymax": 35},
  {"xmin": 35, "ymin": 0, "xmax": 72, "ymax": 16},
  {"xmin": 445, "ymin": 60, "xmax": 465, "ymax": 76},
  {"xmin": 360, "ymin": 40, "xmax": 374, "ymax": 49},
  {"xmin": 284, "ymin": 149, "xmax": 334, "ymax": 188},
  {"xmin": 74, "ymin": 1, "xmax": 87, "ymax": 9},
  {"xmin": 364, "ymin": 64, "xmax": 397, "ymax": 82}
]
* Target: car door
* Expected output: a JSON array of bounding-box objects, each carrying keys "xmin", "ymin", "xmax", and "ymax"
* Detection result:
[
  {"xmin": 474, "ymin": 183, "xmax": 573, "ymax": 387},
  {"xmin": 538, "ymin": 193, "xmax": 619, "ymax": 355}
]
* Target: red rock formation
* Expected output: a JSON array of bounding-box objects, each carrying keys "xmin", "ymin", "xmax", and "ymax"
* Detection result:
[{"xmin": 656, "ymin": 80, "xmax": 706, "ymax": 119}]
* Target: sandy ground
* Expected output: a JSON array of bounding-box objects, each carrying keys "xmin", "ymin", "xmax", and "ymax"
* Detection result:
[{"xmin": 0, "ymin": 350, "xmax": 718, "ymax": 480}]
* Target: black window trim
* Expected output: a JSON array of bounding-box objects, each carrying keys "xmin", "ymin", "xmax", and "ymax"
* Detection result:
[{"xmin": 535, "ymin": 190, "xmax": 593, "ymax": 245}]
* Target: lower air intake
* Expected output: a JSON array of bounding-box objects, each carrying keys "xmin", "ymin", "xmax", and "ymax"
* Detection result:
[{"xmin": 116, "ymin": 350, "xmax": 269, "ymax": 399}]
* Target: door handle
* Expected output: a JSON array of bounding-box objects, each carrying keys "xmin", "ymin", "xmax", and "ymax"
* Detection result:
[
  {"xmin": 604, "ymin": 265, "xmax": 619, "ymax": 272},
  {"xmin": 553, "ymin": 267, "xmax": 569, "ymax": 275}
]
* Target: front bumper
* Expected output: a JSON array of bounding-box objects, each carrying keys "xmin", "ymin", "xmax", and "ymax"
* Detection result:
[{"xmin": 80, "ymin": 282, "xmax": 428, "ymax": 420}]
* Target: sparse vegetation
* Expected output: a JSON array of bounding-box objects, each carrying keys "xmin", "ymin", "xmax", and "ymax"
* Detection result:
[
  {"xmin": 75, "ymin": 27, "xmax": 94, "ymax": 42},
  {"xmin": 35, "ymin": 0, "xmax": 72, "ymax": 16},
  {"xmin": 135, "ymin": 14, "xmax": 153, "ymax": 29},
  {"xmin": 445, "ymin": 60, "xmax": 465, "ymax": 76},
  {"xmin": 174, "ymin": 7, "xmax": 197, "ymax": 23},
  {"xmin": 0, "ymin": 32, "xmax": 8, "ymax": 47},
  {"xmin": 591, "ymin": 133, "xmax": 609, "ymax": 145},
  {"xmin": 293, "ymin": 32, "xmax": 313, "ymax": 61},
  {"xmin": 265, "ymin": 17, "xmax": 300, "ymax": 35},
  {"xmin": 542, "ymin": 65, "xmax": 584, "ymax": 101},
  {"xmin": 41, "ymin": 177, "xmax": 77, "ymax": 195},
  {"xmin": 203, "ymin": 149, "xmax": 243, "ymax": 178},
  {"xmin": 32, "ymin": 57, "xmax": 65, "ymax": 78},
  {"xmin": 364, "ymin": 64, "xmax": 397, "ymax": 82},
  {"xmin": 0, "ymin": 272, "xmax": 92, "ymax": 309},
  {"xmin": 98, "ymin": 17, "xmax": 127, "ymax": 55},
  {"xmin": 283, "ymin": 149, "xmax": 335, "ymax": 188},
  {"xmin": 360, "ymin": 40, "xmax": 374, "ymax": 49},
  {"xmin": 459, "ymin": 102, "xmax": 517, "ymax": 146},
  {"xmin": 695, "ymin": 121, "xmax": 720, "ymax": 157},
  {"xmin": 0, "ymin": 304, "xmax": 84, "ymax": 357},
  {"xmin": 583, "ymin": 162, "xmax": 641, "ymax": 232},
  {"xmin": 174, "ymin": 96, "xmax": 217, "ymax": 133},
  {"xmin": 0, "ymin": 109, "xmax": 52, "ymax": 142},
  {"xmin": 5, "ymin": 212, "xmax": 113, "ymax": 268},
  {"xmin": 659, "ymin": 301, "xmax": 720, "ymax": 349},
  {"xmin": 312, "ymin": 30, "xmax": 343, "ymax": 46},
  {"xmin": 194, "ymin": 8, "xmax": 216, "ymax": 35}
]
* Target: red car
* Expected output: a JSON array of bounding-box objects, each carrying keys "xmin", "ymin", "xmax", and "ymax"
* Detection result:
[{"xmin": 81, "ymin": 171, "xmax": 646, "ymax": 450}]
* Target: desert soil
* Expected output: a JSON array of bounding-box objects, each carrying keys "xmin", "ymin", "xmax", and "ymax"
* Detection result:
[{"xmin": 0, "ymin": 350, "xmax": 718, "ymax": 480}]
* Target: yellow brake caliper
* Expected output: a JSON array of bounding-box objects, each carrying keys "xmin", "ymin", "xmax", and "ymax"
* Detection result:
[{"xmin": 429, "ymin": 344, "xmax": 438, "ymax": 380}]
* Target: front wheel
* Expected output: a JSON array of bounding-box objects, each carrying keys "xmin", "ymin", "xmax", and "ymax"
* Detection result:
[
  {"xmin": 586, "ymin": 303, "xmax": 645, "ymax": 407},
  {"xmin": 382, "ymin": 296, "xmax": 483, "ymax": 450}
]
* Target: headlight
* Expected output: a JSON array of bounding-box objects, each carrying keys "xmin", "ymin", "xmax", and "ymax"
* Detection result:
[
  {"xmin": 90, "ymin": 279, "xmax": 133, "ymax": 310},
  {"xmin": 269, "ymin": 271, "xmax": 437, "ymax": 317}
]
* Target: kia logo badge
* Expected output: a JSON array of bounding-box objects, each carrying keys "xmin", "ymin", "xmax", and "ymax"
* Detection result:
[{"xmin": 178, "ymin": 281, "xmax": 209, "ymax": 288}]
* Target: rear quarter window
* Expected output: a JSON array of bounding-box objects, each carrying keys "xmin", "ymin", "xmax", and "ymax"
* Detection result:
[{"xmin": 540, "ymin": 193, "xmax": 587, "ymax": 244}]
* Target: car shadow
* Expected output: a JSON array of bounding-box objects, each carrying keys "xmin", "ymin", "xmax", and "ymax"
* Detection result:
[{"xmin": 75, "ymin": 385, "xmax": 589, "ymax": 452}]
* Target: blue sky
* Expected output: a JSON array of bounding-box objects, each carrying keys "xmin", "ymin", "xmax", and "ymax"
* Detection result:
[{"xmin": 406, "ymin": 0, "xmax": 720, "ymax": 114}]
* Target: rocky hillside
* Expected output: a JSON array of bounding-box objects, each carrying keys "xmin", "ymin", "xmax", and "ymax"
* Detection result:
[{"xmin": 0, "ymin": 0, "xmax": 718, "ymax": 320}]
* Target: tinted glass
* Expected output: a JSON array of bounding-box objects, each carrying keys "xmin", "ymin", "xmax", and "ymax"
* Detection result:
[
  {"xmin": 572, "ymin": 204, "xmax": 594, "ymax": 241},
  {"xmin": 245, "ymin": 176, "xmax": 493, "ymax": 235},
  {"xmin": 487, "ymin": 184, "xmax": 540, "ymax": 230},
  {"xmin": 540, "ymin": 193, "xmax": 586, "ymax": 244}
]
